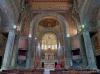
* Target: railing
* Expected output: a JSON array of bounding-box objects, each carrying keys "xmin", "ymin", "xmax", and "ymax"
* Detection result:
[{"xmin": 0, "ymin": 68, "xmax": 100, "ymax": 74}]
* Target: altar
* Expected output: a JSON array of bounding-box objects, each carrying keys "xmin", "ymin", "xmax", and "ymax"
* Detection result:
[
  {"xmin": 44, "ymin": 63, "xmax": 55, "ymax": 69},
  {"xmin": 41, "ymin": 51, "xmax": 56, "ymax": 69}
]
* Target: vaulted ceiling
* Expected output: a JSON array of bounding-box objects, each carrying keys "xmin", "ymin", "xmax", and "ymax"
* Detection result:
[{"xmin": 0, "ymin": 0, "xmax": 100, "ymax": 33}]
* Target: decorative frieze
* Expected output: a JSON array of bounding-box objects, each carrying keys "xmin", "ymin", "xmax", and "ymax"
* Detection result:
[{"xmin": 31, "ymin": 2, "xmax": 72, "ymax": 11}]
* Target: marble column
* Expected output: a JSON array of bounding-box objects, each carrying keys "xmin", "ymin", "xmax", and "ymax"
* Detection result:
[
  {"xmin": 10, "ymin": 35, "xmax": 19, "ymax": 68},
  {"xmin": 83, "ymin": 31, "xmax": 97, "ymax": 68},
  {"xmin": 1, "ymin": 30, "xmax": 15, "ymax": 70},
  {"xmin": 65, "ymin": 37, "xmax": 72, "ymax": 68},
  {"xmin": 26, "ymin": 38, "xmax": 33, "ymax": 69},
  {"xmin": 78, "ymin": 34, "xmax": 88, "ymax": 67}
]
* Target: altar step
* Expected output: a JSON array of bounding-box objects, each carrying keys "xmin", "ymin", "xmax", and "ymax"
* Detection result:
[
  {"xmin": 1, "ymin": 69, "xmax": 44, "ymax": 74},
  {"xmin": 44, "ymin": 69, "xmax": 50, "ymax": 74},
  {"xmin": 50, "ymin": 69, "xmax": 99, "ymax": 74},
  {"xmin": 0, "ymin": 69, "xmax": 99, "ymax": 74}
]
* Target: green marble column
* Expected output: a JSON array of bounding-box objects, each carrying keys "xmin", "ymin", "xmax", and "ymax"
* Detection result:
[
  {"xmin": 65, "ymin": 37, "xmax": 72, "ymax": 68},
  {"xmin": 1, "ymin": 30, "xmax": 15, "ymax": 70},
  {"xmin": 10, "ymin": 35, "xmax": 19, "ymax": 68},
  {"xmin": 26, "ymin": 38, "xmax": 33, "ymax": 69},
  {"xmin": 78, "ymin": 34, "xmax": 88, "ymax": 67},
  {"xmin": 83, "ymin": 31, "xmax": 97, "ymax": 68}
]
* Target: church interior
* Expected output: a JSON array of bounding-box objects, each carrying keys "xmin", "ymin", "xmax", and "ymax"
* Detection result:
[{"xmin": 0, "ymin": 0, "xmax": 100, "ymax": 74}]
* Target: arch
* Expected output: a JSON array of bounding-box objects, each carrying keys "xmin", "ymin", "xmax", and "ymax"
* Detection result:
[
  {"xmin": 29, "ymin": 12, "xmax": 69, "ymax": 36},
  {"xmin": 41, "ymin": 32, "xmax": 57, "ymax": 44},
  {"xmin": 29, "ymin": 13, "xmax": 69, "ymax": 68},
  {"xmin": 40, "ymin": 31, "xmax": 59, "ymax": 41},
  {"xmin": 0, "ymin": 0, "xmax": 16, "ymax": 28},
  {"xmin": 87, "ymin": 5, "xmax": 100, "ymax": 29},
  {"xmin": 29, "ymin": 12, "xmax": 70, "ymax": 53},
  {"xmin": 0, "ymin": 9, "xmax": 9, "ymax": 27},
  {"xmin": 41, "ymin": 32, "xmax": 58, "ymax": 50}
]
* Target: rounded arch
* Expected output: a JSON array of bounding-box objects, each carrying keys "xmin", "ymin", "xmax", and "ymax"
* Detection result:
[
  {"xmin": 87, "ymin": 5, "xmax": 100, "ymax": 29},
  {"xmin": 41, "ymin": 32, "xmax": 58, "ymax": 50},
  {"xmin": 29, "ymin": 12, "xmax": 69, "ymax": 36},
  {"xmin": 29, "ymin": 13, "xmax": 70, "ymax": 53},
  {"xmin": 29, "ymin": 13, "xmax": 72, "ymax": 69},
  {"xmin": 41, "ymin": 32, "xmax": 57, "ymax": 45},
  {"xmin": 0, "ymin": 9, "xmax": 9, "ymax": 26},
  {"xmin": 0, "ymin": 0, "xmax": 16, "ymax": 28},
  {"xmin": 40, "ymin": 31, "xmax": 59, "ymax": 41}
]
